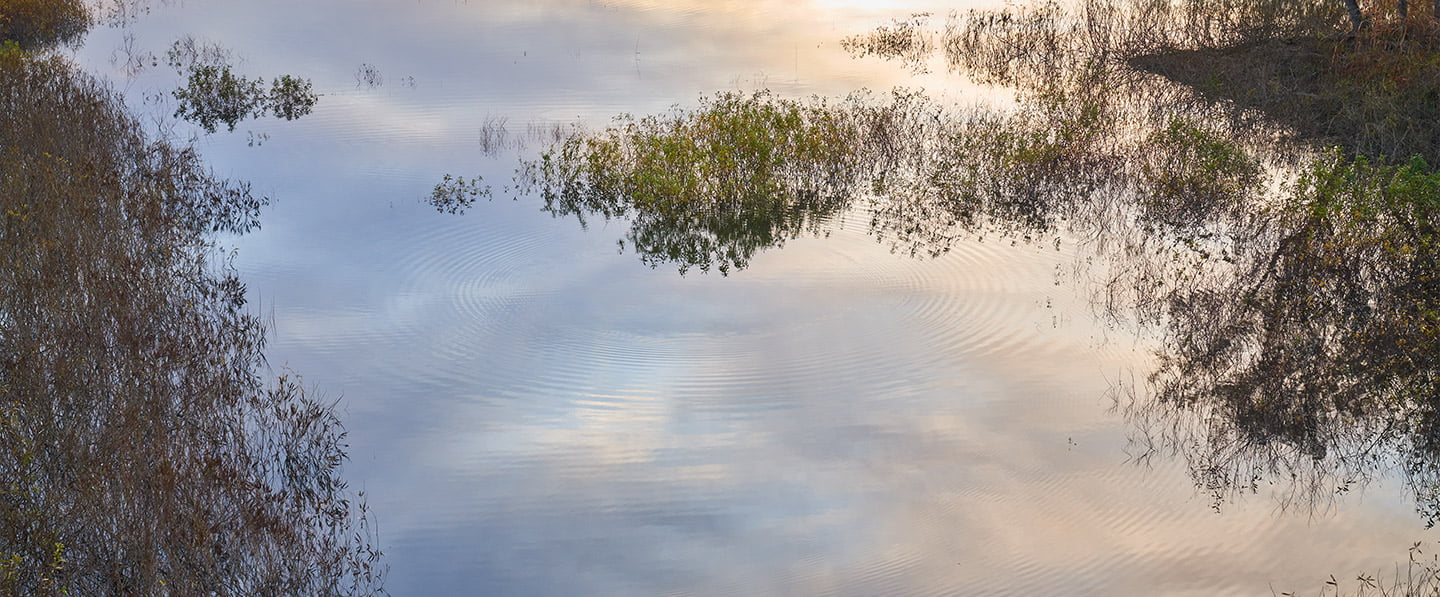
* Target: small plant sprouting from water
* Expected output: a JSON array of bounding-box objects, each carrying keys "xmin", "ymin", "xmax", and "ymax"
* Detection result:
[
  {"xmin": 841, "ymin": 13, "xmax": 935, "ymax": 73},
  {"xmin": 268, "ymin": 73, "xmax": 316, "ymax": 120},
  {"xmin": 475, "ymin": 117, "xmax": 582, "ymax": 157},
  {"xmin": 172, "ymin": 64, "xmax": 264, "ymax": 132},
  {"xmin": 165, "ymin": 34, "xmax": 234, "ymax": 71},
  {"xmin": 1282, "ymin": 541, "xmax": 1440, "ymax": 596},
  {"xmin": 355, "ymin": 62, "xmax": 382, "ymax": 89},
  {"xmin": 479, "ymin": 115, "xmax": 511, "ymax": 155},
  {"xmin": 429, "ymin": 174, "xmax": 492, "ymax": 214}
]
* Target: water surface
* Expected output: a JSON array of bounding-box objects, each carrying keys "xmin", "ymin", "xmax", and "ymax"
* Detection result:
[{"xmin": 69, "ymin": 0, "xmax": 1438, "ymax": 594}]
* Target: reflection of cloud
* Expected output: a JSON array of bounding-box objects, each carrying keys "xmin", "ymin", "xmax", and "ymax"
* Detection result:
[
  {"xmin": 241, "ymin": 190, "xmax": 1426, "ymax": 594},
  {"xmin": 352, "ymin": 228, "xmax": 1416, "ymax": 595},
  {"xmin": 73, "ymin": 0, "xmax": 1439, "ymax": 594},
  {"xmin": 81, "ymin": 0, "xmax": 986, "ymax": 150},
  {"xmin": 507, "ymin": 0, "xmax": 945, "ymax": 21}
]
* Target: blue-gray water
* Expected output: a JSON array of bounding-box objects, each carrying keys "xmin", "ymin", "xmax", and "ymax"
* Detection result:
[{"xmin": 70, "ymin": 0, "xmax": 1434, "ymax": 594}]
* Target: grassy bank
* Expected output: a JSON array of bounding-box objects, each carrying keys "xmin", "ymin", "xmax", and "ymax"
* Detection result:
[
  {"xmin": 1131, "ymin": 18, "xmax": 1440, "ymax": 161},
  {"xmin": 846, "ymin": 0, "xmax": 1440, "ymax": 163}
]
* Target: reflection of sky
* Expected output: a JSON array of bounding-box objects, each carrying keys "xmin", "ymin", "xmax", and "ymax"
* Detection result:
[{"xmin": 69, "ymin": 1, "xmax": 1439, "ymax": 594}]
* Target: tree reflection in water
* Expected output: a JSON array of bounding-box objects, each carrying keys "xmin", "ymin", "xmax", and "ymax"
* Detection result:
[
  {"xmin": 518, "ymin": 90, "xmax": 888, "ymax": 275},
  {"xmin": 0, "ymin": 34, "xmax": 383, "ymax": 597},
  {"xmin": 499, "ymin": 0, "xmax": 1440, "ymax": 530},
  {"xmin": 1124, "ymin": 152, "xmax": 1440, "ymax": 522}
]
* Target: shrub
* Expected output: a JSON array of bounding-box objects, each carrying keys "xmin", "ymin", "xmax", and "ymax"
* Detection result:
[
  {"xmin": 0, "ymin": 42, "xmax": 383, "ymax": 596},
  {"xmin": 0, "ymin": 0, "xmax": 89, "ymax": 50}
]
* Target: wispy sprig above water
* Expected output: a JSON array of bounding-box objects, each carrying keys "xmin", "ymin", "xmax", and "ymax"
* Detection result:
[
  {"xmin": 429, "ymin": 174, "xmax": 492, "ymax": 214},
  {"xmin": 840, "ymin": 12, "xmax": 935, "ymax": 73}
]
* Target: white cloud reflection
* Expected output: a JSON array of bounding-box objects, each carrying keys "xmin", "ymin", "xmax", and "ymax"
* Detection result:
[{"xmin": 64, "ymin": 1, "xmax": 1440, "ymax": 595}]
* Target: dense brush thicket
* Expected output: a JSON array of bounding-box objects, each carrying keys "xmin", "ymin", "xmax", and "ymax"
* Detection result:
[{"xmin": 0, "ymin": 35, "xmax": 382, "ymax": 597}]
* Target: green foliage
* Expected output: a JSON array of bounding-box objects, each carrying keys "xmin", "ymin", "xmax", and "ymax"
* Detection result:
[
  {"xmin": 429, "ymin": 174, "xmax": 491, "ymax": 214},
  {"xmin": 172, "ymin": 65, "xmax": 318, "ymax": 133},
  {"xmin": 268, "ymin": 73, "xmax": 317, "ymax": 121},
  {"xmin": 1138, "ymin": 117, "xmax": 1263, "ymax": 227},
  {"xmin": 166, "ymin": 38, "xmax": 317, "ymax": 134},
  {"xmin": 172, "ymin": 64, "xmax": 265, "ymax": 132},
  {"xmin": 514, "ymin": 72, "xmax": 1267, "ymax": 272},
  {"xmin": 521, "ymin": 90, "xmax": 874, "ymax": 274}
]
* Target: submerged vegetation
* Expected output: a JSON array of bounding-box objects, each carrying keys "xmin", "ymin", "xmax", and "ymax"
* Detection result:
[
  {"xmin": 0, "ymin": 4, "xmax": 381, "ymax": 595},
  {"xmin": 513, "ymin": 76, "xmax": 1241, "ymax": 275},
  {"xmin": 840, "ymin": 13, "xmax": 934, "ymax": 73},
  {"xmin": 520, "ymin": 90, "xmax": 878, "ymax": 274},
  {"xmin": 29, "ymin": 0, "xmax": 1422, "ymax": 589}
]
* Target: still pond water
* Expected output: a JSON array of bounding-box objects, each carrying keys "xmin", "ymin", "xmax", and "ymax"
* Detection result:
[{"xmin": 70, "ymin": 0, "xmax": 1434, "ymax": 594}]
